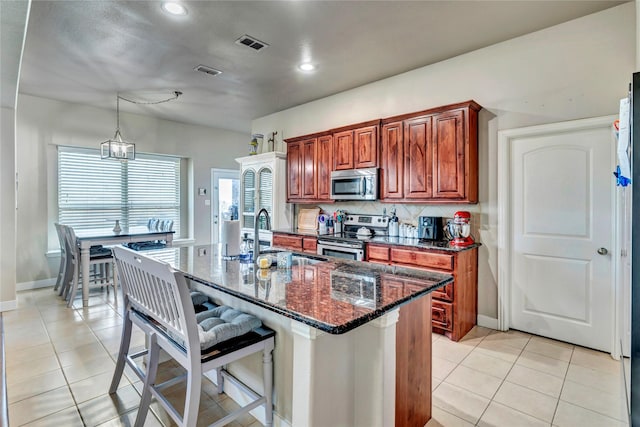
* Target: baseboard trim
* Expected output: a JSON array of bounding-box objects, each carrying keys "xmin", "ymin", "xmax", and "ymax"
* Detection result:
[
  {"xmin": 0, "ymin": 300, "xmax": 17, "ymax": 312},
  {"xmin": 16, "ymin": 278, "xmax": 56, "ymax": 292},
  {"xmin": 477, "ymin": 314, "xmax": 499, "ymax": 330}
]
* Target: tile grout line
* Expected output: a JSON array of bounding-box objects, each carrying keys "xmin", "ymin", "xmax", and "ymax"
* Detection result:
[{"xmin": 473, "ymin": 333, "xmax": 531, "ymax": 426}]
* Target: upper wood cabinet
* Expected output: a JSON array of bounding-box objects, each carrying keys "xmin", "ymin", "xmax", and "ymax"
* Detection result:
[
  {"xmin": 380, "ymin": 100, "xmax": 481, "ymax": 204},
  {"xmin": 432, "ymin": 109, "xmax": 466, "ymax": 200},
  {"xmin": 333, "ymin": 130, "xmax": 354, "ymax": 170},
  {"xmin": 284, "ymin": 100, "xmax": 480, "ymax": 204},
  {"xmin": 404, "ymin": 115, "xmax": 433, "ymax": 199},
  {"xmin": 354, "ymin": 125, "xmax": 378, "ymax": 168},
  {"xmin": 380, "ymin": 122, "xmax": 404, "ymax": 199},
  {"xmin": 317, "ymin": 135, "xmax": 333, "ymax": 199},
  {"xmin": 286, "ymin": 141, "xmax": 303, "ymax": 201},
  {"xmin": 285, "ymin": 134, "xmax": 333, "ymax": 203},
  {"xmin": 333, "ymin": 121, "xmax": 380, "ymax": 170},
  {"xmin": 287, "ymin": 137, "xmax": 318, "ymax": 203},
  {"xmin": 302, "ymin": 138, "xmax": 317, "ymax": 199}
]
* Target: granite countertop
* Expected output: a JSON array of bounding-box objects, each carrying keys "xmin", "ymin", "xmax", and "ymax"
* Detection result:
[
  {"xmin": 144, "ymin": 245, "xmax": 452, "ymax": 334},
  {"xmin": 272, "ymin": 228, "xmax": 480, "ymax": 252}
]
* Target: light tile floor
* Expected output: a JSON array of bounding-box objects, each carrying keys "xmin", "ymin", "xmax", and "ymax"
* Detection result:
[
  {"xmin": 4, "ymin": 288, "xmax": 260, "ymax": 427},
  {"xmin": 427, "ymin": 327, "xmax": 629, "ymax": 427},
  {"xmin": 3, "ymin": 288, "xmax": 629, "ymax": 427}
]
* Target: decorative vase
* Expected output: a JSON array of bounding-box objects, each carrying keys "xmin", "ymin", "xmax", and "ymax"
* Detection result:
[{"xmin": 113, "ymin": 219, "xmax": 122, "ymax": 233}]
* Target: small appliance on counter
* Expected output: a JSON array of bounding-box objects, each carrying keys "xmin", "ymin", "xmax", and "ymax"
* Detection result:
[
  {"xmin": 445, "ymin": 211, "xmax": 474, "ymax": 246},
  {"xmin": 417, "ymin": 216, "xmax": 444, "ymax": 240}
]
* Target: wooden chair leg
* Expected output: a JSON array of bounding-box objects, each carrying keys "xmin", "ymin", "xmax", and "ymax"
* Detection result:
[
  {"xmin": 134, "ymin": 333, "xmax": 160, "ymax": 427},
  {"xmin": 109, "ymin": 310, "xmax": 133, "ymax": 394},
  {"xmin": 263, "ymin": 345, "xmax": 274, "ymax": 427}
]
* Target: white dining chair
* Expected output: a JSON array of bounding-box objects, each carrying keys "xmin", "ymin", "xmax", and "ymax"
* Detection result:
[
  {"xmin": 109, "ymin": 246, "xmax": 275, "ymax": 427},
  {"xmin": 53, "ymin": 223, "xmax": 71, "ymax": 293},
  {"xmin": 61, "ymin": 225, "xmax": 117, "ymax": 307}
]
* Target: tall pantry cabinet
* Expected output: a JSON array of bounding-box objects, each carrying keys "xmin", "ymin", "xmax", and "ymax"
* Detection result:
[{"xmin": 236, "ymin": 152, "xmax": 292, "ymax": 242}]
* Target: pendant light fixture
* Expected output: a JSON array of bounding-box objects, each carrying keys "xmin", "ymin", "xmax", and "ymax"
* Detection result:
[
  {"xmin": 101, "ymin": 95, "xmax": 134, "ymax": 161},
  {"xmin": 100, "ymin": 91, "xmax": 182, "ymax": 161}
]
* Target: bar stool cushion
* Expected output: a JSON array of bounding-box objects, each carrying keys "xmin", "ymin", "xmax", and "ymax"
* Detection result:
[
  {"xmin": 197, "ymin": 306, "xmax": 263, "ymax": 351},
  {"xmin": 190, "ymin": 291, "xmax": 209, "ymax": 306}
]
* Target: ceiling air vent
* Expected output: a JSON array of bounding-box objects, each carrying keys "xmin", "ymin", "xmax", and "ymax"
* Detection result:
[
  {"xmin": 235, "ymin": 34, "xmax": 269, "ymax": 52},
  {"xmin": 194, "ymin": 65, "xmax": 222, "ymax": 77}
]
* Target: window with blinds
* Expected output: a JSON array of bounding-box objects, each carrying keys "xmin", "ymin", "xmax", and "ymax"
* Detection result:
[{"xmin": 58, "ymin": 146, "xmax": 181, "ymax": 235}]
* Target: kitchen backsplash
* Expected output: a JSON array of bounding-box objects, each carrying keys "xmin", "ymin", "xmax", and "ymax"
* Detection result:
[{"xmin": 294, "ymin": 201, "xmax": 481, "ymax": 230}]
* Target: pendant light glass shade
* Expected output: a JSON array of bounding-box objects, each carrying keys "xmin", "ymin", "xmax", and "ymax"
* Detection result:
[{"xmin": 101, "ymin": 95, "xmax": 135, "ymax": 161}]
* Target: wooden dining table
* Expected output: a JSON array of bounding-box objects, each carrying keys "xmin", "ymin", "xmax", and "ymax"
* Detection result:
[{"xmin": 74, "ymin": 227, "xmax": 174, "ymax": 307}]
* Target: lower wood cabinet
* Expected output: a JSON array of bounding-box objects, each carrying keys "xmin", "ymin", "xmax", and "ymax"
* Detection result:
[
  {"xmin": 272, "ymin": 232, "xmax": 317, "ymax": 255},
  {"xmin": 368, "ymin": 243, "xmax": 478, "ymax": 341}
]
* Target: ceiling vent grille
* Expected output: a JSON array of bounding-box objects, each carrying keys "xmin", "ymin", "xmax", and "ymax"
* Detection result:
[
  {"xmin": 194, "ymin": 65, "xmax": 222, "ymax": 76},
  {"xmin": 235, "ymin": 34, "xmax": 269, "ymax": 51}
]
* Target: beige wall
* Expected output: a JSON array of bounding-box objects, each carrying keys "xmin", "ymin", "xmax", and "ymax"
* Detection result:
[
  {"xmin": 252, "ymin": 3, "xmax": 637, "ymax": 321},
  {"xmin": 15, "ymin": 95, "xmax": 249, "ymax": 285}
]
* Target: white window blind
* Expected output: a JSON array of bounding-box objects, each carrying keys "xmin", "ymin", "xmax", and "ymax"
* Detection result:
[{"xmin": 58, "ymin": 146, "xmax": 181, "ymax": 235}]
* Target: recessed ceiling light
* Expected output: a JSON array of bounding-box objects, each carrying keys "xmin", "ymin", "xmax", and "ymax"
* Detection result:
[
  {"xmin": 161, "ymin": 2, "xmax": 188, "ymax": 16},
  {"xmin": 298, "ymin": 62, "xmax": 316, "ymax": 72}
]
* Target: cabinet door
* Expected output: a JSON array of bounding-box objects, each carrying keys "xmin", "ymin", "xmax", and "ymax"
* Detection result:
[
  {"xmin": 404, "ymin": 116, "xmax": 433, "ymax": 199},
  {"xmin": 432, "ymin": 109, "xmax": 465, "ymax": 199},
  {"xmin": 381, "ymin": 121, "xmax": 404, "ymax": 199},
  {"xmin": 302, "ymin": 138, "xmax": 317, "ymax": 198},
  {"xmin": 241, "ymin": 169, "xmax": 256, "ymax": 229},
  {"xmin": 317, "ymin": 135, "xmax": 333, "ymax": 199},
  {"xmin": 273, "ymin": 233, "xmax": 303, "ymax": 251},
  {"xmin": 354, "ymin": 125, "xmax": 378, "ymax": 169},
  {"xmin": 257, "ymin": 167, "xmax": 273, "ymax": 230},
  {"xmin": 333, "ymin": 130, "xmax": 354, "ymax": 170},
  {"xmin": 286, "ymin": 142, "xmax": 302, "ymax": 201}
]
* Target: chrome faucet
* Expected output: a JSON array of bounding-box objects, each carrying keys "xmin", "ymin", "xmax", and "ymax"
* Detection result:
[{"xmin": 253, "ymin": 208, "xmax": 271, "ymax": 264}]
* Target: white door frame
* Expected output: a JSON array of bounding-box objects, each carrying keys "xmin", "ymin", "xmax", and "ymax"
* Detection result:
[
  {"xmin": 211, "ymin": 168, "xmax": 239, "ymax": 245},
  {"xmin": 497, "ymin": 115, "xmax": 619, "ymax": 356}
]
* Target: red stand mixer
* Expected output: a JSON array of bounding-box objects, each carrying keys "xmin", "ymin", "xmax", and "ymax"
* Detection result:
[{"xmin": 446, "ymin": 211, "xmax": 474, "ymax": 246}]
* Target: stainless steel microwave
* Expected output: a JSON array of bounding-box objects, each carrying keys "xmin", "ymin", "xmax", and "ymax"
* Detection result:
[{"xmin": 330, "ymin": 167, "xmax": 378, "ymax": 201}]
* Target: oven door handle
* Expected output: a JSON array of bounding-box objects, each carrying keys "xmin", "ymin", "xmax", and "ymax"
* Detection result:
[{"xmin": 317, "ymin": 240, "xmax": 364, "ymax": 249}]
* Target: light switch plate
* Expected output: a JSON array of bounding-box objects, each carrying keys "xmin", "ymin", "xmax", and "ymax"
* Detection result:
[
  {"xmin": 198, "ymin": 248, "xmax": 207, "ymax": 256},
  {"xmin": 198, "ymin": 188, "xmax": 207, "ymax": 196}
]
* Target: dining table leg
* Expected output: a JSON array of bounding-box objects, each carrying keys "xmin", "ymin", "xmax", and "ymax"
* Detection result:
[{"xmin": 81, "ymin": 246, "xmax": 90, "ymax": 307}]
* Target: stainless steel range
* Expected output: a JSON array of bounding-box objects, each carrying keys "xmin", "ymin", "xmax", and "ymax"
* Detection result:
[{"xmin": 316, "ymin": 214, "xmax": 388, "ymax": 261}]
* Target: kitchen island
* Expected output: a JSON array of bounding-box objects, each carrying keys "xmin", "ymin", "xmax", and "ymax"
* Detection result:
[{"xmin": 145, "ymin": 245, "xmax": 452, "ymax": 427}]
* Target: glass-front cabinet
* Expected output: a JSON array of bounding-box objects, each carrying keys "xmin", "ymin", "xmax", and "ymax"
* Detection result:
[{"xmin": 236, "ymin": 152, "xmax": 292, "ymax": 244}]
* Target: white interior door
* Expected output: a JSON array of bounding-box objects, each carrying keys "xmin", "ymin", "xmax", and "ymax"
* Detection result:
[
  {"xmin": 508, "ymin": 120, "xmax": 615, "ymax": 352},
  {"xmin": 211, "ymin": 169, "xmax": 239, "ymax": 244}
]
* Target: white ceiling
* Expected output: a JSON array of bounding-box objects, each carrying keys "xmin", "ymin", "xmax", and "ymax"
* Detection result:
[{"xmin": 19, "ymin": 0, "xmax": 626, "ymax": 133}]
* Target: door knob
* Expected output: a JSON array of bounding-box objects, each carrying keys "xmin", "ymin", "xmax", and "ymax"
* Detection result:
[{"xmin": 597, "ymin": 247, "xmax": 608, "ymax": 255}]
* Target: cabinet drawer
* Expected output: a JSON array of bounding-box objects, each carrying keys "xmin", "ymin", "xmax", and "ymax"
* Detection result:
[
  {"xmin": 272, "ymin": 234, "xmax": 303, "ymax": 251},
  {"xmin": 302, "ymin": 237, "xmax": 317, "ymax": 253},
  {"xmin": 432, "ymin": 300, "xmax": 453, "ymax": 331},
  {"xmin": 432, "ymin": 283, "xmax": 454, "ymax": 302},
  {"xmin": 390, "ymin": 248, "xmax": 453, "ymax": 271},
  {"xmin": 367, "ymin": 244, "xmax": 390, "ymax": 262}
]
